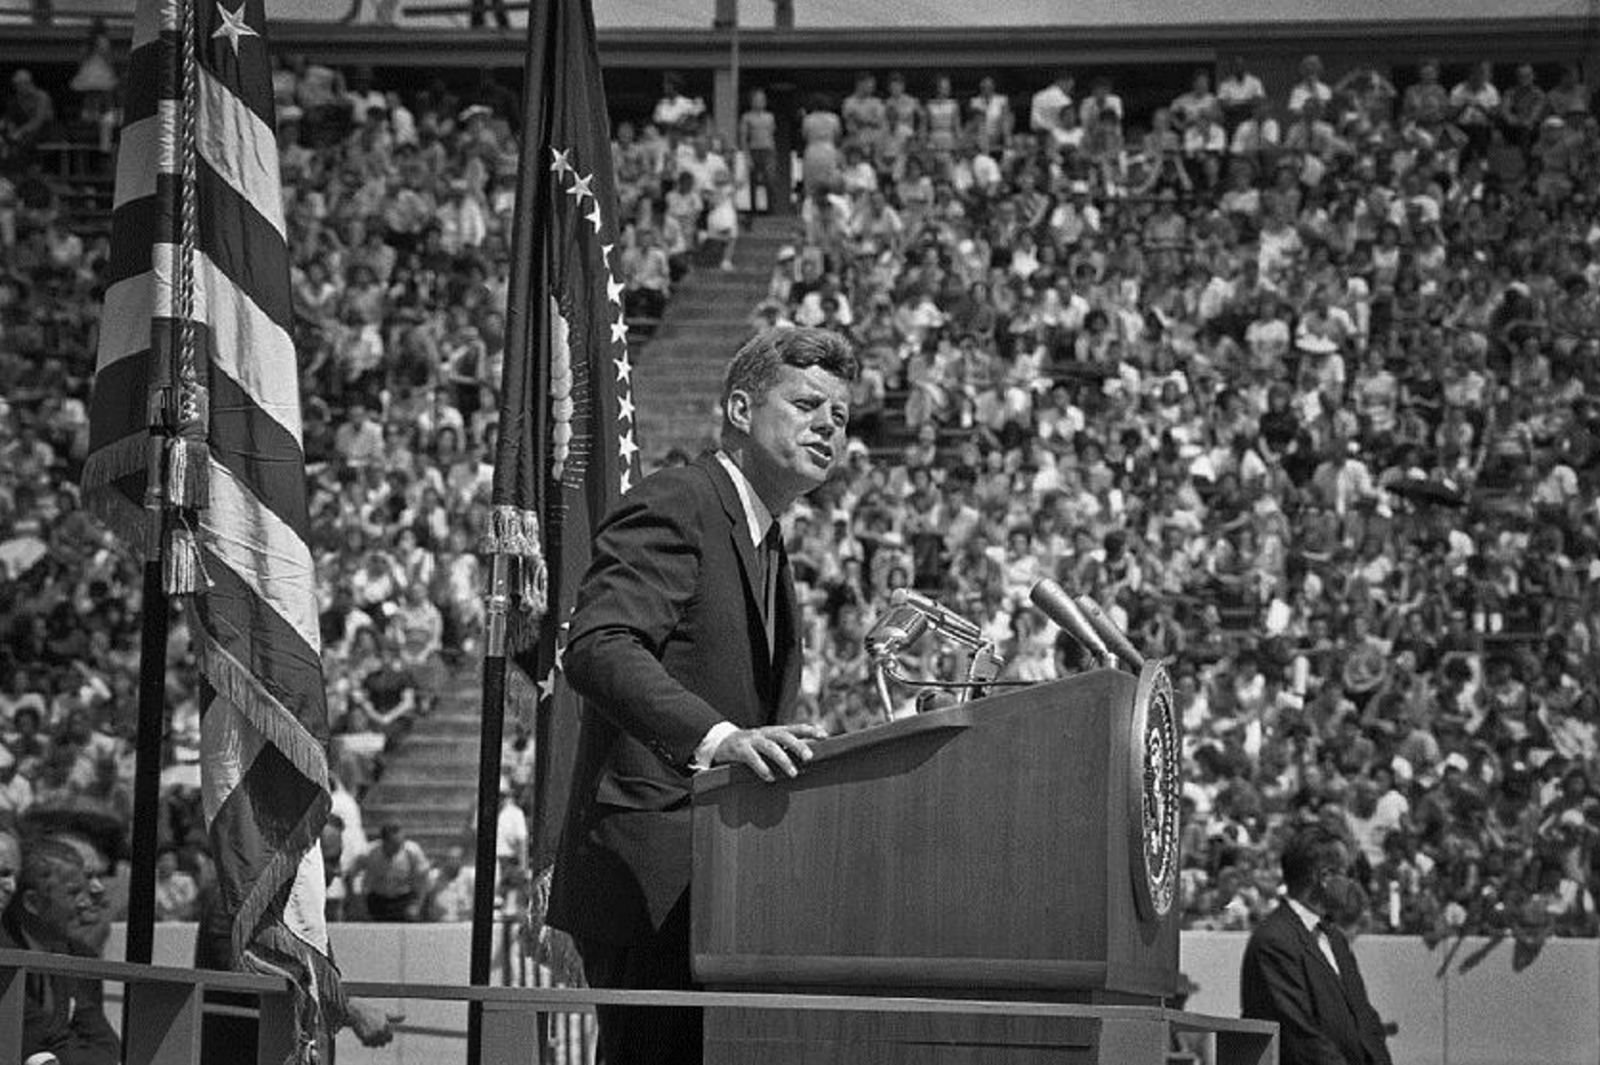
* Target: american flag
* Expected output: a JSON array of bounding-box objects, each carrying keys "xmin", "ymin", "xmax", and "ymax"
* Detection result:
[
  {"xmin": 81, "ymin": 0, "xmax": 342, "ymax": 1045},
  {"xmin": 490, "ymin": 0, "xmax": 642, "ymax": 939}
]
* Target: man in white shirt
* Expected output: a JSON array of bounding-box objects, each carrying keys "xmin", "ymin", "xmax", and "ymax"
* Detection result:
[
  {"xmin": 1030, "ymin": 71, "xmax": 1075, "ymax": 137},
  {"xmin": 1217, "ymin": 55, "xmax": 1267, "ymax": 130}
]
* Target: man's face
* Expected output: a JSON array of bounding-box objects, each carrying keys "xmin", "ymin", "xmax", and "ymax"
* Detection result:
[
  {"xmin": 27, "ymin": 862, "xmax": 97, "ymax": 949},
  {"xmin": 732, "ymin": 363, "xmax": 850, "ymax": 504}
]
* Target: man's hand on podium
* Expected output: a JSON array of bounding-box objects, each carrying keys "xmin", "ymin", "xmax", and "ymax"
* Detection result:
[{"xmin": 712, "ymin": 723, "xmax": 826, "ymax": 782}]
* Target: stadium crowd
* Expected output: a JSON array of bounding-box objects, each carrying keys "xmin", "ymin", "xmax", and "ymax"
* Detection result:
[
  {"xmin": 753, "ymin": 58, "xmax": 1600, "ymax": 950},
  {"xmin": 0, "ymin": 48, "xmax": 1598, "ymax": 953}
]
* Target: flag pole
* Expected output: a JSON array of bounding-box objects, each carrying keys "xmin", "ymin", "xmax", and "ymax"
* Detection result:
[
  {"xmin": 127, "ymin": 0, "xmax": 201, "ymax": 971},
  {"xmin": 125, "ymin": 549, "xmax": 168, "ymax": 966},
  {"xmin": 467, "ymin": 553, "xmax": 513, "ymax": 1065}
]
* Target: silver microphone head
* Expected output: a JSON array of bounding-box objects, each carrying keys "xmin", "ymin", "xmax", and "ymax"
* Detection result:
[{"xmin": 864, "ymin": 604, "xmax": 929, "ymax": 659}]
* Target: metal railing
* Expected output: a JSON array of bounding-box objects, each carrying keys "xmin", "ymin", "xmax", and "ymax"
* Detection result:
[{"xmin": 0, "ymin": 947, "xmax": 1279, "ymax": 1065}]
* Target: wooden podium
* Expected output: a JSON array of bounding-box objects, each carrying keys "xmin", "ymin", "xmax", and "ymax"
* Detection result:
[{"xmin": 689, "ymin": 666, "xmax": 1231, "ymax": 1064}]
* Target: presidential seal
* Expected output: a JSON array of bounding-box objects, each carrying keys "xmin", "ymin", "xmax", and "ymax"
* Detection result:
[{"xmin": 1129, "ymin": 661, "xmax": 1180, "ymax": 922}]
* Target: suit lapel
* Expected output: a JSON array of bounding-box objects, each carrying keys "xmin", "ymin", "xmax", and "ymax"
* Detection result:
[
  {"xmin": 704, "ymin": 456, "xmax": 777, "ymax": 674},
  {"xmin": 705, "ymin": 456, "xmax": 766, "ymax": 618},
  {"xmin": 1286, "ymin": 909, "xmax": 1362, "ymax": 1023}
]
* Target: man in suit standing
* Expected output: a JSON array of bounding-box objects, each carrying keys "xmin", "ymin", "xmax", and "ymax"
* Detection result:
[
  {"xmin": 1241, "ymin": 825, "xmax": 1394, "ymax": 1065},
  {"xmin": 548, "ymin": 327, "xmax": 857, "ymax": 1065}
]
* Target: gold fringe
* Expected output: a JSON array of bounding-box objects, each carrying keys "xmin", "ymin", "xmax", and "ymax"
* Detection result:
[
  {"xmin": 79, "ymin": 432, "xmax": 152, "ymax": 495},
  {"xmin": 194, "ymin": 629, "xmax": 332, "ymax": 788},
  {"xmin": 163, "ymin": 525, "xmax": 203, "ymax": 595},
  {"xmin": 505, "ymin": 608, "xmax": 539, "ymax": 654},
  {"xmin": 82, "ymin": 491, "xmax": 154, "ymax": 564}
]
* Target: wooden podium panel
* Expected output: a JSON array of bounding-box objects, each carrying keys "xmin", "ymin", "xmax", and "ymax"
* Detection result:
[{"xmin": 690, "ymin": 670, "xmax": 1179, "ymax": 1002}]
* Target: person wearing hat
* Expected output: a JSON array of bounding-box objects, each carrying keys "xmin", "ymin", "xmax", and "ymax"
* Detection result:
[{"xmin": 1241, "ymin": 824, "xmax": 1395, "ymax": 1065}]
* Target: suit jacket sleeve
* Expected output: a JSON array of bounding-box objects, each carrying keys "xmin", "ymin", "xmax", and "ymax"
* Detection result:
[
  {"xmin": 563, "ymin": 472, "xmax": 728, "ymax": 770},
  {"xmin": 61, "ymin": 977, "xmax": 120, "ymax": 1065},
  {"xmin": 1242, "ymin": 932, "xmax": 1356, "ymax": 1065}
]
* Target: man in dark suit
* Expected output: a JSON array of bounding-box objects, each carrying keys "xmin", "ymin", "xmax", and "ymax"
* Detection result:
[
  {"xmin": 548, "ymin": 327, "xmax": 857, "ymax": 1065},
  {"xmin": 1241, "ymin": 825, "xmax": 1394, "ymax": 1065},
  {"xmin": 0, "ymin": 837, "xmax": 119, "ymax": 1065}
]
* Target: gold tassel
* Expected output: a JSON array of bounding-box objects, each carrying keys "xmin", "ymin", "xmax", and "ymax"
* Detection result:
[
  {"xmin": 166, "ymin": 437, "xmax": 209, "ymax": 509},
  {"xmin": 520, "ymin": 554, "xmax": 548, "ymax": 618},
  {"xmin": 164, "ymin": 525, "xmax": 202, "ymax": 595}
]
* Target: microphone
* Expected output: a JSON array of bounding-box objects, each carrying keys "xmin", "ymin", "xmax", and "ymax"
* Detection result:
[
  {"xmin": 1028, "ymin": 579, "xmax": 1112, "ymax": 667},
  {"xmin": 864, "ymin": 603, "xmax": 929, "ymax": 660},
  {"xmin": 1074, "ymin": 594, "xmax": 1144, "ymax": 671},
  {"xmin": 890, "ymin": 588, "xmax": 984, "ymax": 647}
]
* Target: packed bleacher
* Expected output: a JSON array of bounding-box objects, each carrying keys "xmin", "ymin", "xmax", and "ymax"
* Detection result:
[
  {"xmin": 762, "ymin": 58, "xmax": 1600, "ymax": 946},
  {"xmin": 2, "ymin": 49, "xmax": 1598, "ymax": 945},
  {"xmin": 0, "ymin": 57, "xmax": 728, "ymax": 924}
]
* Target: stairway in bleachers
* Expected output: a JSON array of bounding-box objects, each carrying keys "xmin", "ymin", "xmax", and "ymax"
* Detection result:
[
  {"xmin": 35, "ymin": 122, "xmax": 115, "ymax": 238},
  {"xmin": 359, "ymin": 668, "xmax": 480, "ymax": 859},
  {"xmin": 631, "ymin": 216, "xmax": 793, "ymax": 466}
]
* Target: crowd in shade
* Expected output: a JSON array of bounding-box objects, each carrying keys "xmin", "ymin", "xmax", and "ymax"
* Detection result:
[
  {"xmin": 3, "ymin": 48, "xmax": 1600, "ymax": 950},
  {"xmin": 744, "ymin": 57, "xmax": 1600, "ymax": 953}
]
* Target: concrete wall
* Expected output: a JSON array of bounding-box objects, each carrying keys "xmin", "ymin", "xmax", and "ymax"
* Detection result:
[{"xmin": 98, "ymin": 925, "xmax": 1600, "ymax": 1065}]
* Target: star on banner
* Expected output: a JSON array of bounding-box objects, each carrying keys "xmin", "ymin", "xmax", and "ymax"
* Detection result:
[
  {"xmin": 550, "ymin": 148, "xmax": 574, "ymax": 179},
  {"xmin": 610, "ymin": 319, "xmax": 629, "ymax": 345},
  {"xmin": 617, "ymin": 392, "xmax": 636, "ymax": 424},
  {"xmin": 212, "ymin": 1, "xmax": 259, "ymax": 56},
  {"xmin": 618, "ymin": 430, "xmax": 640, "ymax": 465},
  {"xmin": 587, "ymin": 203, "xmax": 605, "ymax": 234},
  {"xmin": 620, "ymin": 467, "xmax": 633, "ymax": 495},
  {"xmin": 614, "ymin": 351, "xmax": 632, "ymax": 384},
  {"xmin": 566, "ymin": 172, "xmax": 594, "ymax": 203},
  {"xmin": 537, "ymin": 668, "xmax": 557, "ymax": 702},
  {"xmin": 606, "ymin": 274, "xmax": 625, "ymax": 305}
]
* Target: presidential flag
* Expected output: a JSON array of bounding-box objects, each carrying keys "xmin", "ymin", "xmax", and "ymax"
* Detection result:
[
  {"xmin": 489, "ymin": 0, "xmax": 642, "ymax": 939},
  {"xmin": 81, "ymin": 0, "xmax": 343, "ymax": 1044}
]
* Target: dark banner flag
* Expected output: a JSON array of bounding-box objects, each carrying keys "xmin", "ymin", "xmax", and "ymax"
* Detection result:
[
  {"xmin": 490, "ymin": 0, "xmax": 642, "ymax": 937},
  {"xmin": 81, "ymin": 0, "xmax": 343, "ymax": 1048}
]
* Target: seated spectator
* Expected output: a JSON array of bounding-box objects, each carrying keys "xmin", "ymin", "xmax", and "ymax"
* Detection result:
[
  {"xmin": 0, "ymin": 837, "xmax": 119, "ymax": 1065},
  {"xmin": 358, "ymin": 823, "xmax": 431, "ymax": 922}
]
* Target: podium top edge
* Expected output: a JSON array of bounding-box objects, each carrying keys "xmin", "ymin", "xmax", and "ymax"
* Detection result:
[{"xmin": 691, "ymin": 671, "xmax": 1136, "ymax": 797}]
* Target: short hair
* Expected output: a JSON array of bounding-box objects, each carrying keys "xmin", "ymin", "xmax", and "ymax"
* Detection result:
[
  {"xmin": 19, "ymin": 838, "xmax": 85, "ymax": 899},
  {"xmin": 721, "ymin": 327, "xmax": 859, "ymax": 416},
  {"xmin": 1280, "ymin": 825, "xmax": 1347, "ymax": 895}
]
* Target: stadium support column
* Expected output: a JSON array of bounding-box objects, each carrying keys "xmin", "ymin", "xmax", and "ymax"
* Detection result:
[{"xmin": 713, "ymin": 0, "xmax": 739, "ymax": 145}]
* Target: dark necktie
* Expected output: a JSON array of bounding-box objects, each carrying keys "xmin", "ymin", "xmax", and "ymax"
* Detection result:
[{"xmin": 761, "ymin": 523, "xmax": 781, "ymax": 658}]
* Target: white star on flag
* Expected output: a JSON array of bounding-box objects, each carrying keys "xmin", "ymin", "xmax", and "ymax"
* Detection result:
[
  {"xmin": 606, "ymin": 275, "xmax": 625, "ymax": 305},
  {"xmin": 617, "ymin": 393, "xmax": 636, "ymax": 423},
  {"xmin": 620, "ymin": 468, "xmax": 633, "ymax": 494},
  {"xmin": 610, "ymin": 319, "xmax": 629, "ymax": 344},
  {"xmin": 587, "ymin": 203, "xmax": 605, "ymax": 233},
  {"xmin": 566, "ymin": 172, "xmax": 594, "ymax": 202},
  {"xmin": 537, "ymin": 669, "xmax": 557, "ymax": 702},
  {"xmin": 600, "ymin": 243, "xmax": 614, "ymax": 260},
  {"xmin": 619, "ymin": 430, "xmax": 640, "ymax": 464},
  {"xmin": 550, "ymin": 148, "xmax": 574, "ymax": 178},
  {"xmin": 212, "ymin": 1, "xmax": 259, "ymax": 56},
  {"xmin": 614, "ymin": 352, "xmax": 632, "ymax": 384}
]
